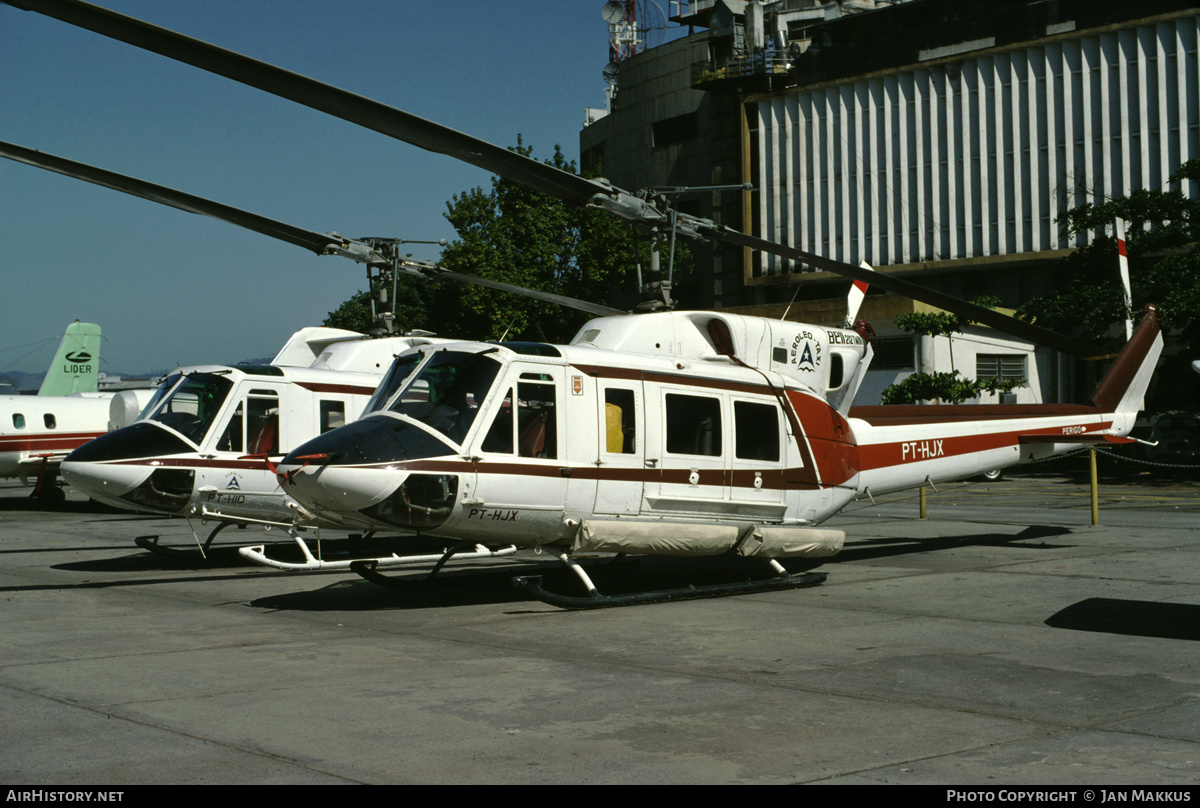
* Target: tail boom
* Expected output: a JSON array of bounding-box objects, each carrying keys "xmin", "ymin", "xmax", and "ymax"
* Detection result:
[{"xmin": 847, "ymin": 306, "xmax": 1163, "ymax": 495}]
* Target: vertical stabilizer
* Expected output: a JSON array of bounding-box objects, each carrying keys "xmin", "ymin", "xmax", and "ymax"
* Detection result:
[
  {"xmin": 1087, "ymin": 305, "xmax": 1163, "ymax": 428},
  {"xmin": 38, "ymin": 322, "xmax": 102, "ymax": 396}
]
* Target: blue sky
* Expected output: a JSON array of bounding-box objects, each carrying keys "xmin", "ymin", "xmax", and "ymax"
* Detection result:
[{"xmin": 1, "ymin": 1, "xmax": 684, "ymax": 375}]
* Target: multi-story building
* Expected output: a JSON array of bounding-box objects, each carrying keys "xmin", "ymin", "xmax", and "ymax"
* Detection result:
[{"xmin": 581, "ymin": 0, "xmax": 1199, "ymax": 404}]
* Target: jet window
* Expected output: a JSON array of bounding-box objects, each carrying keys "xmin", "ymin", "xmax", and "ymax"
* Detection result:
[
  {"xmin": 12, "ymin": 413, "xmax": 24, "ymax": 429},
  {"xmin": 665, "ymin": 394, "xmax": 722, "ymax": 457},
  {"xmin": 44, "ymin": 413, "xmax": 57, "ymax": 429},
  {"xmin": 604, "ymin": 388, "xmax": 636, "ymax": 454},
  {"xmin": 734, "ymin": 401, "xmax": 780, "ymax": 461}
]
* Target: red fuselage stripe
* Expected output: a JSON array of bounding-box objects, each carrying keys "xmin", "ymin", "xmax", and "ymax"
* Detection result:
[{"xmin": 857, "ymin": 420, "xmax": 1113, "ymax": 469}]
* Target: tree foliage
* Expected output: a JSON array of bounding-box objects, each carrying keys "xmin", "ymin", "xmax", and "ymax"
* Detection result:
[
  {"xmin": 1017, "ymin": 159, "xmax": 1200, "ymax": 351},
  {"xmin": 880, "ymin": 370, "xmax": 1026, "ymax": 405},
  {"xmin": 325, "ymin": 139, "xmax": 678, "ymax": 343},
  {"xmin": 437, "ymin": 139, "xmax": 679, "ymax": 342}
]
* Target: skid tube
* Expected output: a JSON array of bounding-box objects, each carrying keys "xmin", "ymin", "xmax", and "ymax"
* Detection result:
[
  {"xmin": 350, "ymin": 540, "xmax": 521, "ymax": 588},
  {"xmin": 242, "ymin": 529, "xmax": 516, "ymax": 572},
  {"xmin": 513, "ymin": 554, "xmax": 828, "ymax": 610}
]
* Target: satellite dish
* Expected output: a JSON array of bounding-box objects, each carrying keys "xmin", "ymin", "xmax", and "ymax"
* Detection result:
[
  {"xmin": 601, "ymin": 1, "xmax": 625, "ymax": 23},
  {"xmin": 603, "ymin": 61, "xmax": 620, "ymax": 85}
]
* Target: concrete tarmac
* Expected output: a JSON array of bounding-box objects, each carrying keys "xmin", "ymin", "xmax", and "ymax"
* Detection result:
[{"xmin": 1, "ymin": 469, "xmax": 1198, "ymax": 785}]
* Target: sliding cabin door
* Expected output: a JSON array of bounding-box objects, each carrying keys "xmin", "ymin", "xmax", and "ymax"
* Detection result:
[{"xmin": 592, "ymin": 380, "xmax": 645, "ymax": 516}]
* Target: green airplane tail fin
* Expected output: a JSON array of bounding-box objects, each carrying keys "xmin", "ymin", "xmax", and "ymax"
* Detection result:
[{"xmin": 37, "ymin": 322, "xmax": 102, "ymax": 396}]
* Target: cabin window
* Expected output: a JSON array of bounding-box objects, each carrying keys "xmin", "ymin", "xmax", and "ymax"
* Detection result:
[
  {"xmin": 734, "ymin": 401, "xmax": 780, "ymax": 462},
  {"xmin": 388, "ymin": 351, "xmax": 501, "ymax": 445},
  {"xmin": 12, "ymin": 413, "xmax": 24, "ymax": 429},
  {"xmin": 150, "ymin": 373, "xmax": 233, "ymax": 444},
  {"xmin": 517, "ymin": 381, "xmax": 557, "ymax": 459},
  {"xmin": 481, "ymin": 388, "xmax": 515, "ymax": 454},
  {"xmin": 364, "ymin": 353, "xmax": 422, "ymax": 414},
  {"xmin": 320, "ymin": 401, "xmax": 345, "ymax": 433},
  {"xmin": 665, "ymin": 394, "xmax": 722, "ymax": 457},
  {"xmin": 216, "ymin": 395, "xmax": 279, "ymax": 455},
  {"xmin": 247, "ymin": 397, "xmax": 280, "ymax": 455},
  {"xmin": 976, "ymin": 354, "xmax": 1026, "ymax": 383},
  {"xmin": 139, "ymin": 373, "xmax": 180, "ymax": 421},
  {"xmin": 218, "ymin": 403, "xmax": 245, "ymax": 452},
  {"xmin": 44, "ymin": 413, "xmax": 57, "ymax": 429},
  {"xmin": 604, "ymin": 388, "xmax": 636, "ymax": 454}
]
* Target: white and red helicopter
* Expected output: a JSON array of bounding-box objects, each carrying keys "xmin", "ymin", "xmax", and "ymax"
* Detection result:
[
  {"xmin": 0, "ymin": 139, "xmax": 622, "ymax": 568},
  {"xmin": 1, "ymin": 0, "xmax": 1164, "ymax": 607},
  {"xmin": 58, "ymin": 323, "xmax": 455, "ymax": 561},
  {"xmin": 274, "ymin": 304, "xmax": 1159, "ymax": 607}
]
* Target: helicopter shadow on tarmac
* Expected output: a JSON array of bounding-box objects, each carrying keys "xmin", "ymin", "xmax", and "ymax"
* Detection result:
[
  {"xmin": 245, "ymin": 524, "xmax": 1077, "ymax": 613},
  {"xmin": 831, "ymin": 524, "xmax": 1077, "ymax": 563},
  {"xmin": 247, "ymin": 553, "xmax": 833, "ymax": 613}
]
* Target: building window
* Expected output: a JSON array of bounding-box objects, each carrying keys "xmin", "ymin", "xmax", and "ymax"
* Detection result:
[
  {"xmin": 872, "ymin": 337, "xmax": 916, "ymax": 371},
  {"xmin": 976, "ymin": 354, "xmax": 1026, "ymax": 382},
  {"xmin": 652, "ymin": 112, "xmax": 698, "ymax": 148}
]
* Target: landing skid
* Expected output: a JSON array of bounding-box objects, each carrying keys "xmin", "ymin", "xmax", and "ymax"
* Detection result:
[
  {"xmin": 352, "ymin": 544, "xmax": 828, "ymax": 608},
  {"xmin": 513, "ymin": 554, "xmax": 828, "ymax": 610},
  {"xmin": 135, "ymin": 521, "xmax": 240, "ymax": 559},
  {"xmin": 349, "ymin": 540, "xmax": 520, "ymax": 586},
  {"xmin": 247, "ymin": 534, "xmax": 517, "ymax": 573}
]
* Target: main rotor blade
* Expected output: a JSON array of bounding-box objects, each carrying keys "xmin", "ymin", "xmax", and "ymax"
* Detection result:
[
  {"xmin": 2, "ymin": 0, "xmax": 607, "ymax": 211},
  {"xmin": 1, "ymin": 140, "xmax": 622, "ymax": 318},
  {"xmin": 399, "ymin": 262, "xmax": 624, "ymax": 318},
  {"xmin": 0, "ymin": 139, "xmax": 375, "ymax": 263},
  {"xmin": 707, "ymin": 226, "xmax": 1108, "ymax": 358},
  {"xmin": 4, "ymin": 0, "xmax": 1105, "ymax": 355}
]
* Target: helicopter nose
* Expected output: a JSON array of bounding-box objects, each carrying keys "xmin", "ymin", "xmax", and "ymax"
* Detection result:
[
  {"xmin": 282, "ymin": 464, "xmax": 460, "ymax": 532},
  {"xmin": 281, "ymin": 463, "xmax": 402, "ymax": 517},
  {"xmin": 61, "ymin": 457, "xmax": 151, "ymax": 500},
  {"xmin": 61, "ymin": 422, "xmax": 196, "ymax": 512},
  {"xmin": 278, "ymin": 416, "xmax": 459, "ymax": 527}
]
